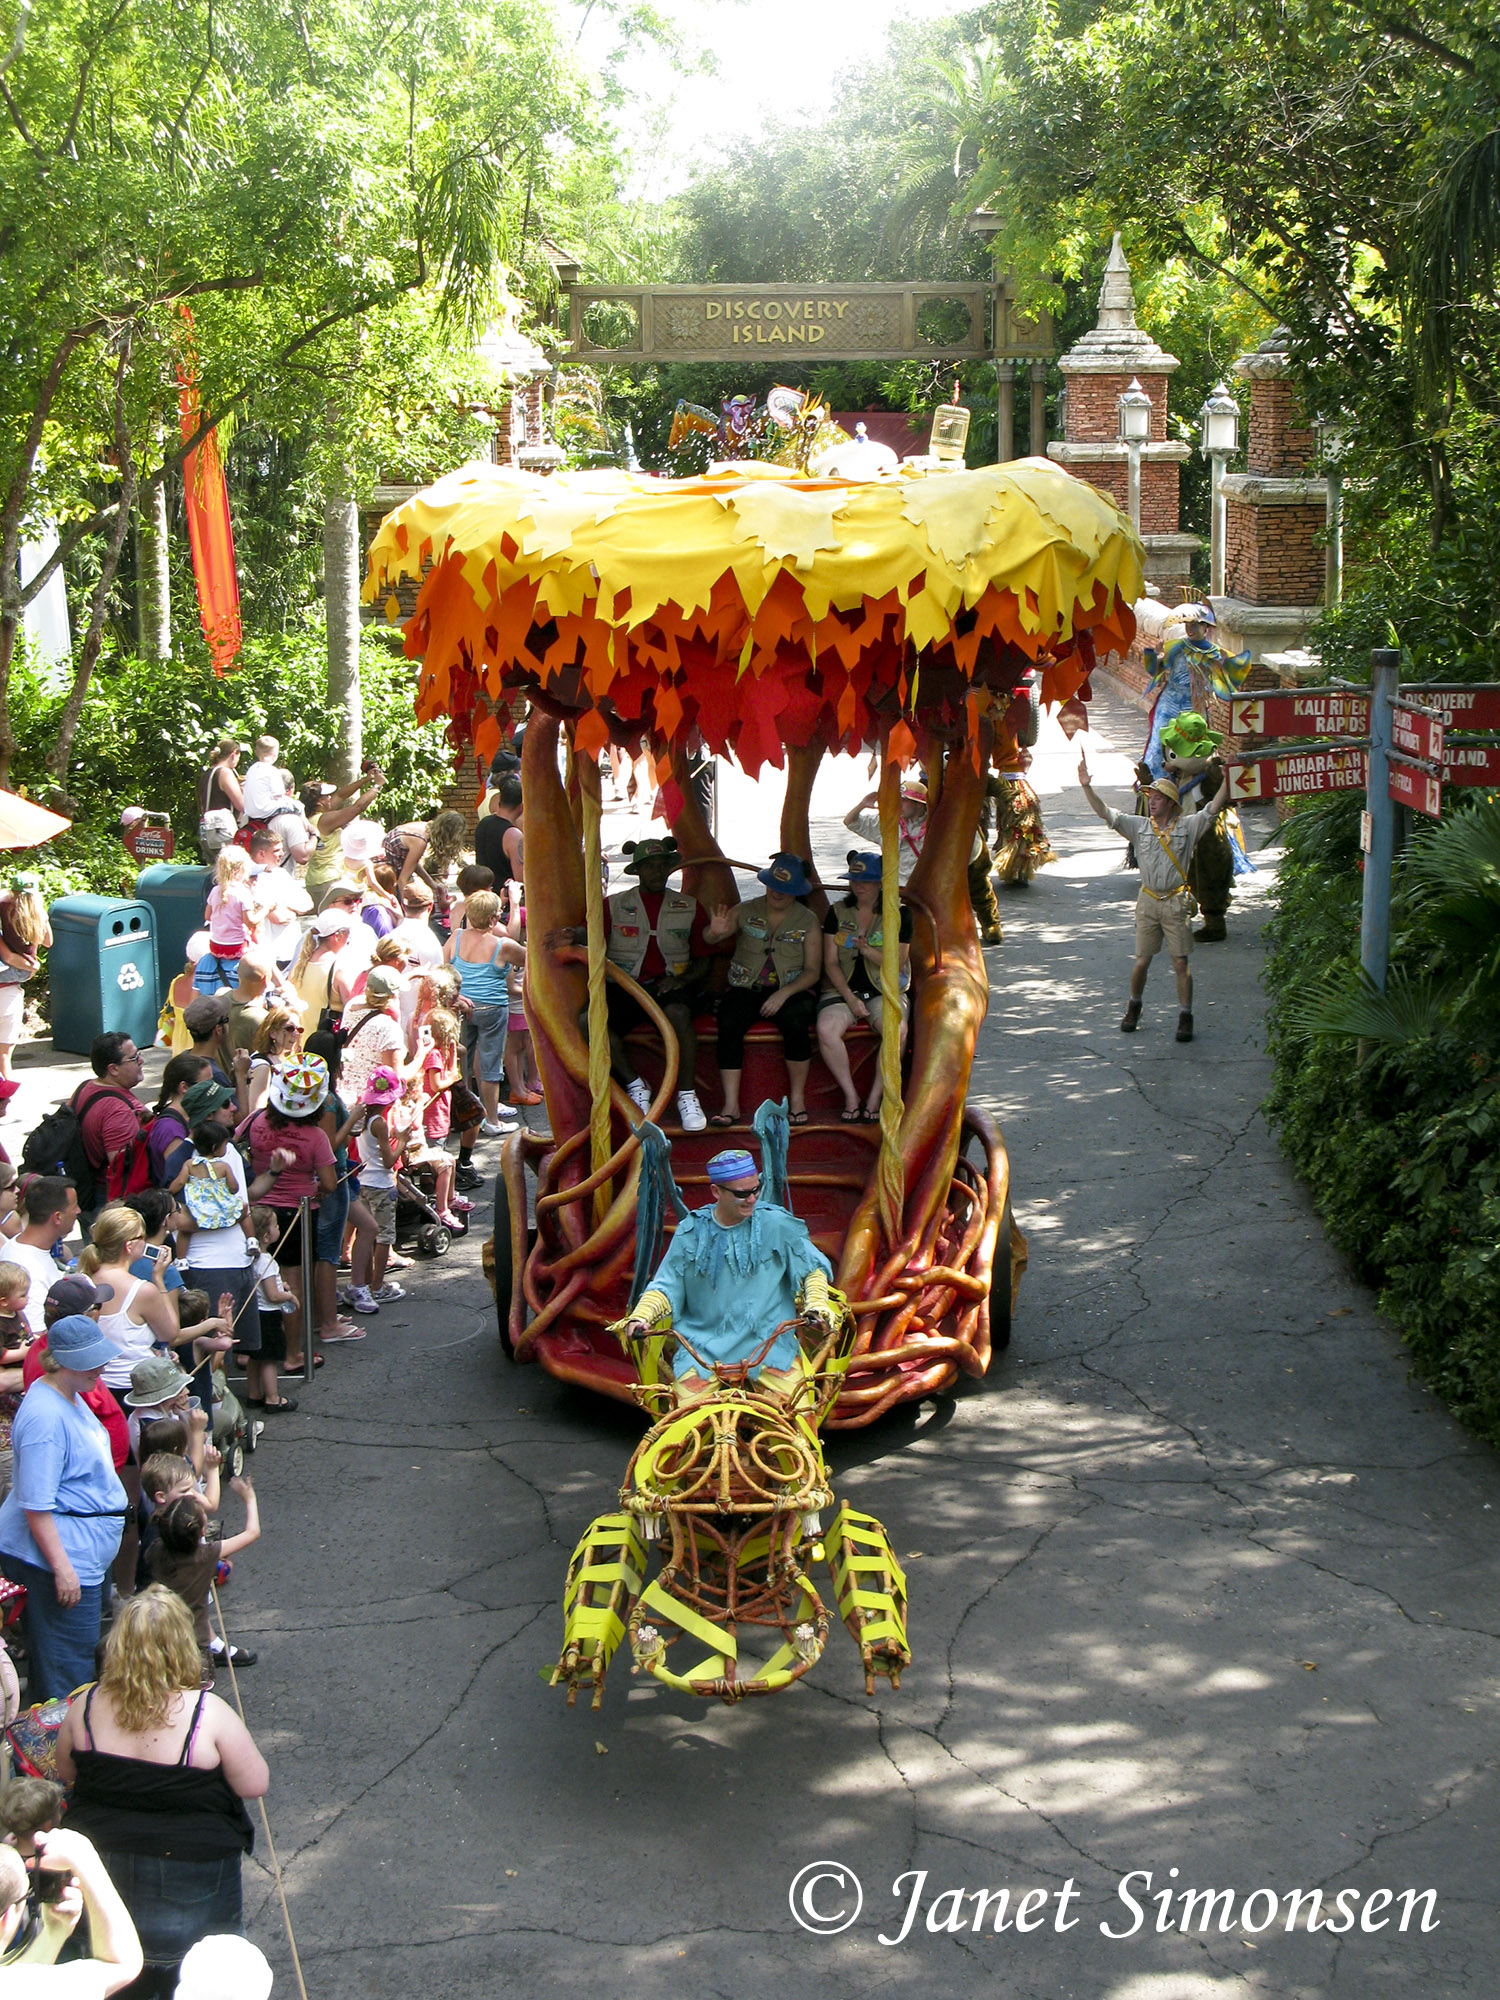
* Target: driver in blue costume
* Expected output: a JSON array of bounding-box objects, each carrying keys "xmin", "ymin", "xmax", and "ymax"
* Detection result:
[{"xmin": 617, "ymin": 1148, "xmax": 836, "ymax": 1399}]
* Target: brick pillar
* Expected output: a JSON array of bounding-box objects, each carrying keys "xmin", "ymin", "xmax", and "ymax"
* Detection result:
[
  {"xmin": 1213, "ymin": 330, "xmax": 1328, "ymax": 665},
  {"xmin": 1046, "ymin": 232, "xmax": 1197, "ymax": 595}
]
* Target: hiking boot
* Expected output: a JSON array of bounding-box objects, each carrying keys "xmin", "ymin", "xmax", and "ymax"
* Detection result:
[
  {"xmin": 1120, "ymin": 999, "xmax": 1142, "ymax": 1032},
  {"xmin": 1176, "ymin": 1010, "xmax": 1194, "ymax": 1043}
]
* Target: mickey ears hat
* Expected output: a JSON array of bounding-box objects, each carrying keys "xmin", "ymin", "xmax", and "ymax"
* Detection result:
[
  {"xmin": 623, "ymin": 837, "xmax": 680, "ymax": 876},
  {"xmin": 756, "ymin": 851, "xmax": 813, "ymax": 896}
]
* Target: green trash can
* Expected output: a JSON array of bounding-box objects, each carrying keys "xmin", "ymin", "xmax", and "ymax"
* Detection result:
[
  {"xmin": 47, "ymin": 896, "xmax": 159, "ymax": 1056},
  {"xmin": 135, "ymin": 863, "xmax": 212, "ymax": 991}
]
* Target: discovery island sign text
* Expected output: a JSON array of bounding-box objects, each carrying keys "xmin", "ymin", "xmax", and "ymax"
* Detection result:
[{"xmin": 567, "ymin": 284, "xmax": 1054, "ymax": 366}]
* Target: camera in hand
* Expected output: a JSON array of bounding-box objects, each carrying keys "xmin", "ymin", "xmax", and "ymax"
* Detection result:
[{"xmin": 33, "ymin": 1867, "xmax": 74, "ymax": 1904}]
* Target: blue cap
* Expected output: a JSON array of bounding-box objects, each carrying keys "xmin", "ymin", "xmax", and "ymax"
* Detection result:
[
  {"xmin": 706, "ymin": 1149, "xmax": 757, "ymax": 1184},
  {"xmin": 46, "ymin": 1313, "xmax": 118, "ymax": 1373},
  {"xmin": 843, "ymin": 851, "xmax": 883, "ymax": 884},
  {"xmin": 756, "ymin": 852, "xmax": 812, "ymax": 896}
]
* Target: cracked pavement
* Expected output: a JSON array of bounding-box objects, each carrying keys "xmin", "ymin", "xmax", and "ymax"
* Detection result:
[{"xmin": 224, "ymin": 684, "xmax": 1500, "ymax": 1998}]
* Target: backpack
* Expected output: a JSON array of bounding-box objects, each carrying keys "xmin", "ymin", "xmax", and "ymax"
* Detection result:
[{"xmin": 21, "ymin": 1081, "xmax": 147, "ymax": 1213}]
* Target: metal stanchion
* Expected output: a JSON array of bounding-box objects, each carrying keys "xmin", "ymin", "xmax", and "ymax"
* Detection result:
[{"xmin": 299, "ymin": 1196, "xmax": 314, "ymax": 1385}]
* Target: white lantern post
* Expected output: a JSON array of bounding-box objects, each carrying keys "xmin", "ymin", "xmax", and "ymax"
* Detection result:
[
  {"xmin": 1316, "ymin": 413, "xmax": 1350, "ymax": 608},
  {"xmin": 1198, "ymin": 381, "xmax": 1239, "ymax": 599},
  {"xmin": 1117, "ymin": 377, "xmax": 1152, "ymax": 532}
]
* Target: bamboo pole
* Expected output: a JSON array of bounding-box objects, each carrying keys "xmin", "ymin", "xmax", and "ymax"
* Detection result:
[
  {"xmin": 876, "ymin": 745, "xmax": 905, "ymax": 1248},
  {"xmin": 579, "ymin": 748, "xmax": 613, "ymax": 1225}
]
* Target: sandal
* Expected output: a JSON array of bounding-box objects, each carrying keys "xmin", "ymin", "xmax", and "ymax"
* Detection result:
[
  {"xmin": 788, "ymin": 1110, "xmax": 809, "ymax": 1126},
  {"xmin": 709, "ymin": 1110, "xmax": 736, "ymax": 1128},
  {"xmin": 860, "ymin": 1103, "xmax": 881, "ymax": 1121},
  {"xmin": 510, "ymin": 1088, "xmax": 544, "ymax": 1105},
  {"xmin": 840, "ymin": 1106, "xmax": 863, "ymax": 1123},
  {"xmin": 242, "ymin": 1396, "xmax": 267, "ymax": 1409}
]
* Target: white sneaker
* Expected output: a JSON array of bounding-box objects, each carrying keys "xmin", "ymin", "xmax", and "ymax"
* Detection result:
[
  {"xmin": 626, "ymin": 1077, "xmax": 652, "ymax": 1116},
  {"xmin": 373, "ymin": 1281, "xmax": 407, "ymax": 1303},
  {"xmin": 480, "ymin": 1117, "xmax": 515, "ymax": 1137},
  {"xmin": 347, "ymin": 1286, "xmax": 380, "ymax": 1315},
  {"xmin": 676, "ymin": 1089, "xmax": 707, "ymax": 1133}
]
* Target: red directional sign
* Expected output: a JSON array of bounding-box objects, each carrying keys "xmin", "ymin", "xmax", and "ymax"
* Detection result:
[
  {"xmin": 1391, "ymin": 703, "xmax": 1445, "ymax": 765},
  {"xmin": 1401, "ymin": 684, "xmax": 1500, "ymax": 732},
  {"xmin": 1228, "ymin": 745, "xmax": 1368, "ymax": 802},
  {"xmin": 1228, "ymin": 689, "xmax": 1370, "ymax": 738},
  {"xmin": 1443, "ymin": 739, "xmax": 1500, "ymax": 787},
  {"xmin": 1388, "ymin": 758, "xmax": 1442, "ymax": 818}
]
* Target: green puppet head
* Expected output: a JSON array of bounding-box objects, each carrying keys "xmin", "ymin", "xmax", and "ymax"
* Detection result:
[{"xmin": 1161, "ymin": 711, "xmax": 1222, "ymax": 775}]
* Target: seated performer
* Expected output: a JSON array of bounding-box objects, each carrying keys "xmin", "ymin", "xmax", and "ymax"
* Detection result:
[
  {"xmin": 552, "ymin": 837, "xmax": 715, "ymax": 1132},
  {"xmin": 706, "ymin": 854, "xmax": 822, "ymax": 1127},
  {"xmin": 818, "ymin": 851, "xmax": 912, "ymax": 1122},
  {"xmin": 617, "ymin": 1148, "xmax": 836, "ymax": 1398}
]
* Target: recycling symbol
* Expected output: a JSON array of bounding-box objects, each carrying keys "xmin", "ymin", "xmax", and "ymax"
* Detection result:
[{"xmin": 117, "ymin": 963, "xmax": 145, "ymax": 992}]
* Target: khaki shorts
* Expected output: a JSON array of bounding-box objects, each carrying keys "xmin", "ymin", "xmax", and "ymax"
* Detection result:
[
  {"xmin": 365, "ymin": 1184, "xmax": 398, "ymax": 1245},
  {"xmin": 1134, "ymin": 890, "xmax": 1194, "ymax": 962}
]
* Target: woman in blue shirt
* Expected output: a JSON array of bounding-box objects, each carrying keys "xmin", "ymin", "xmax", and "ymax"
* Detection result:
[{"xmin": 0, "ymin": 1313, "xmax": 129, "ymax": 1700}]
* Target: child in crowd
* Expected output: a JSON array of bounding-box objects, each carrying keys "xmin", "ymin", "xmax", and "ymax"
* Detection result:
[
  {"xmin": 128, "ymin": 1188, "xmax": 187, "ymax": 1336},
  {"xmin": 0, "ymin": 1260, "xmax": 32, "ymax": 1359},
  {"xmin": 205, "ymin": 845, "xmax": 260, "ymax": 987},
  {"xmin": 141, "ymin": 1447, "xmax": 221, "ymax": 1533},
  {"xmin": 147, "ymin": 1475, "xmax": 260, "ymax": 1676},
  {"xmin": 0, "ymin": 1162, "xmax": 20, "ymax": 1240},
  {"xmin": 415, "ymin": 1011, "xmax": 472, "ymax": 1232},
  {"xmin": 247, "ymin": 1204, "xmax": 298, "ymax": 1412},
  {"xmin": 0, "ymin": 1777, "xmax": 65, "ymax": 1858},
  {"xmin": 450, "ymin": 862, "xmax": 494, "ymax": 933},
  {"xmin": 502, "ymin": 879, "xmax": 542, "ymax": 1105},
  {"xmin": 347, "ymin": 1067, "xmax": 409, "ymax": 1314}
]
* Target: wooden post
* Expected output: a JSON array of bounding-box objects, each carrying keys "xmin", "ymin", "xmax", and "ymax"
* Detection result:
[
  {"xmin": 579, "ymin": 750, "xmax": 613, "ymax": 1223},
  {"xmin": 1360, "ymin": 648, "xmax": 1400, "ymax": 991}
]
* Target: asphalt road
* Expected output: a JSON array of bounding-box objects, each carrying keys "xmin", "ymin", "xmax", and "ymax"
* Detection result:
[{"xmin": 179, "ymin": 687, "xmax": 1499, "ymax": 2000}]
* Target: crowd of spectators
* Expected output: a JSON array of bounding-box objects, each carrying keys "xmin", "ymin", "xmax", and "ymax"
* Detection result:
[{"xmin": 0, "ymin": 729, "xmax": 543, "ymax": 1993}]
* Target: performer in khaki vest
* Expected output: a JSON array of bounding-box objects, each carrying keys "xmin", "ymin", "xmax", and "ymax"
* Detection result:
[
  {"xmin": 705, "ymin": 853, "xmax": 823, "ymax": 1128},
  {"xmin": 552, "ymin": 838, "xmax": 716, "ymax": 1132},
  {"xmin": 1078, "ymin": 749, "xmax": 1229, "ymax": 1044}
]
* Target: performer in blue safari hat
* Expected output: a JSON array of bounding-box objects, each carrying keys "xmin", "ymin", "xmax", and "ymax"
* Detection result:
[
  {"xmin": 704, "ymin": 854, "xmax": 823, "ymax": 1128},
  {"xmin": 616, "ymin": 1147, "xmax": 836, "ymax": 1396}
]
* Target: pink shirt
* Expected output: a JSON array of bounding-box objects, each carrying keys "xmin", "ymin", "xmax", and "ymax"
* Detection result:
[
  {"xmin": 246, "ymin": 1112, "xmax": 336, "ymax": 1206},
  {"xmin": 422, "ymin": 1046, "xmax": 453, "ymax": 1141},
  {"xmin": 207, "ymin": 881, "xmax": 256, "ymax": 950}
]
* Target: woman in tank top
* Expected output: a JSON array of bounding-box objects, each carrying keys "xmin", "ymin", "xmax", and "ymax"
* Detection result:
[{"xmin": 56, "ymin": 1587, "xmax": 268, "ymax": 1991}]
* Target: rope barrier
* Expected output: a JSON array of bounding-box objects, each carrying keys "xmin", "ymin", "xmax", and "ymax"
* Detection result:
[{"xmin": 210, "ymin": 1582, "xmax": 310, "ymax": 2000}]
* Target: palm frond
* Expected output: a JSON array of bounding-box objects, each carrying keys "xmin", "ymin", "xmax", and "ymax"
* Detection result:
[
  {"xmin": 1405, "ymin": 125, "xmax": 1500, "ymax": 393},
  {"xmin": 1280, "ymin": 965, "xmax": 1458, "ymax": 1043}
]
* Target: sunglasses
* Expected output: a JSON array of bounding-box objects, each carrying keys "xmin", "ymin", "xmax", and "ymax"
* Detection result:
[{"xmin": 722, "ymin": 1179, "xmax": 762, "ymax": 1200}]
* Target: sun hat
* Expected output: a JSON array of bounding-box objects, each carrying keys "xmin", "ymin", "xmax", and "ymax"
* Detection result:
[
  {"xmin": 1160, "ymin": 712, "xmax": 1223, "ymax": 763},
  {"xmin": 269, "ymin": 1053, "xmax": 330, "ymax": 1117},
  {"xmin": 706, "ymin": 1148, "xmax": 758, "ymax": 1184},
  {"xmin": 46, "ymin": 1313, "xmax": 118, "ymax": 1373},
  {"xmin": 1149, "ymin": 776, "xmax": 1182, "ymax": 806},
  {"xmin": 181, "ymin": 1078, "xmax": 234, "ymax": 1123},
  {"xmin": 363, "ymin": 965, "xmax": 401, "ymax": 1003},
  {"xmin": 623, "ymin": 837, "xmax": 680, "ymax": 876},
  {"xmin": 311, "ymin": 908, "xmax": 354, "ymax": 938},
  {"xmin": 842, "ymin": 851, "xmax": 883, "ymax": 885},
  {"xmin": 9, "ymin": 871, "xmax": 40, "ymax": 896},
  {"xmin": 125, "ymin": 1353, "xmax": 194, "ymax": 1409},
  {"xmin": 43, "ymin": 1276, "xmax": 110, "ymax": 1323},
  {"xmin": 175, "ymin": 1935, "xmax": 275, "ymax": 2000},
  {"xmin": 756, "ymin": 852, "xmax": 813, "ymax": 897},
  {"xmin": 185, "ymin": 929, "xmax": 212, "ymax": 964},
  {"xmin": 361, "ymin": 1065, "xmax": 402, "ymax": 1105},
  {"xmin": 339, "ymin": 820, "xmax": 384, "ymax": 866},
  {"xmin": 118, "ymin": 805, "xmax": 147, "ymax": 831},
  {"xmin": 318, "ymin": 881, "xmax": 366, "ymax": 910},
  {"xmin": 901, "ymin": 780, "xmax": 928, "ymax": 804}
]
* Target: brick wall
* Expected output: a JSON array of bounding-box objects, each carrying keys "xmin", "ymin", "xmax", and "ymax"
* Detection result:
[
  {"xmin": 1064, "ymin": 369, "xmax": 1171, "ymax": 444},
  {"xmin": 1066, "ymin": 457, "xmax": 1179, "ymax": 535},
  {"xmin": 1224, "ymin": 500, "xmax": 1325, "ymax": 605},
  {"xmin": 496, "ymin": 379, "xmax": 547, "ymax": 467},
  {"xmin": 1247, "ymin": 377, "xmax": 1314, "ymax": 477}
]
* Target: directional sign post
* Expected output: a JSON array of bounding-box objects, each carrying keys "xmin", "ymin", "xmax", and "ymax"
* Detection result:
[
  {"xmin": 1361, "ymin": 650, "xmax": 1401, "ymax": 991},
  {"xmin": 1388, "ymin": 757, "xmax": 1442, "ymax": 819},
  {"xmin": 1227, "ymin": 744, "xmax": 1367, "ymax": 802},
  {"xmin": 1228, "ymin": 689, "xmax": 1371, "ymax": 739},
  {"xmin": 1391, "ymin": 700, "xmax": 1445, "ymax": 766},
  {"xmin": 1400, "ymin": 684, "xmax": 1500, "ymax": 732},
  {"xmin": 1443, "ymin": 737, "xmax": 1500, "ymax": 787}
]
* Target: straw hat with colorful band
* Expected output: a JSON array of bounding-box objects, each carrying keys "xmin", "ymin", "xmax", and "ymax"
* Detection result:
[
  {"xmin": 361, "ymin": 1065, "xmax": 403, "ymax": 1105},
  {"xmin": 756, "ymin": 852, "xmax": 813, "ymax": 896},
  {"xmin": 269, "ymin": 1053, "xmax": 330, "ymax": 1117},
  {"xmin": 706, "ymin": 1149, "xmax": 757, "ymax": 1184}
]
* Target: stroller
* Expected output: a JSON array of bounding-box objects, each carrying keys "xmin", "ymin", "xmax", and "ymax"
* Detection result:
[{"xmin": 396, "ymin": 1161, "xmax": 468, "ymax": 1259}]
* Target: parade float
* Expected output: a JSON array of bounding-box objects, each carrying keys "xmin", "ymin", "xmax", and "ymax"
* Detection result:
[{"xmin": 364, "ymin": 430, "xmax": 1142, "ymax": 1701}]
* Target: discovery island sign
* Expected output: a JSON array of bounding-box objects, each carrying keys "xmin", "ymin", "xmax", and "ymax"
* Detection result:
[{"xmin": 567, "ymin": 284, "xmax": 1054, "ymax": 366}]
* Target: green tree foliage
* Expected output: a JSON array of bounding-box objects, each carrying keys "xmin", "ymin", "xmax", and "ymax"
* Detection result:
[{"xmin": 0, "ymin": 0, "xmax": 595, "ymax": 782}]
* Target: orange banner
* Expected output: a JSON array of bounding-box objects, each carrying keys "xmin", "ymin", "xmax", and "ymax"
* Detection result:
[{"xmin": 177, "ymin": 336, "xmax": 242, "ymax": 672}]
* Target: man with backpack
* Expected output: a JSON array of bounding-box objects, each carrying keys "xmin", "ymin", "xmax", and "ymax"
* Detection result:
[{"xmin": 20, "ymin": 1035, "xmax": 151, "ymax": 1223}]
